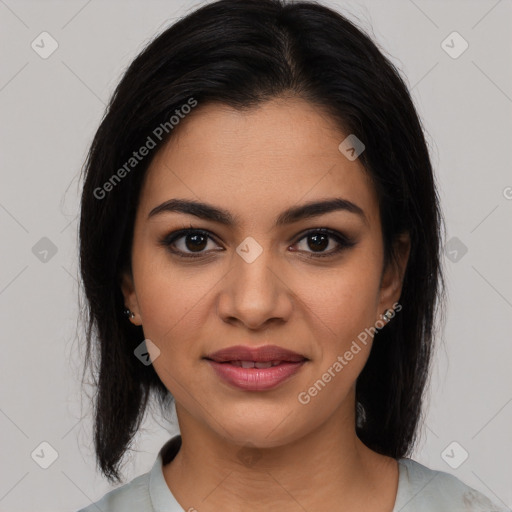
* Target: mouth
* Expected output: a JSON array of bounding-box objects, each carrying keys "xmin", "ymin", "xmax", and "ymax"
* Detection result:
[
  {"xmin": 203, "ymin": 345, "xmax": 309, "ymax": 391},
  {"xmin": 215, "ymin": 360, "xmax": 293, "ymax": 368},
  {"xmin": 204, "ymin": 344, "xmax": 308, "ymax": 364}
]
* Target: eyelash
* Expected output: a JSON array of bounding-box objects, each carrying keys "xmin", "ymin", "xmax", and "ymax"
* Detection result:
[{"xmin": 159, "ymin": 226, "xmax": 356, "ymax": 260}]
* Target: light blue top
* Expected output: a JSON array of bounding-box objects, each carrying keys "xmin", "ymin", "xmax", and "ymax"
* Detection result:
[{"xmin": 76, "ymin": 435, "xmax": 510, "ymax": 512}]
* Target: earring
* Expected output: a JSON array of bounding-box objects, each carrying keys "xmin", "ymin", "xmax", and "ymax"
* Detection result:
[
  {"xmin": 123, "ymin": 307, "xmax": 135, "ymax": 319},
  {"xmin": 382, "ymin": 308, "xmax": 394, "ymax": 322}
]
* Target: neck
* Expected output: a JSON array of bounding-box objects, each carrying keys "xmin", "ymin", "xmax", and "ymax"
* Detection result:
[{"xmin": 163, "ymin": 398, "xmax": 399, "ymax": 512}]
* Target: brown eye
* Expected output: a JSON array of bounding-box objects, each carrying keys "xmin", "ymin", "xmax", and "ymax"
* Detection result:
[
  {"xmin": 160, "ymin": 229, "xmax": 222, "ymax": 258},
  {"xmin": 292, "ymin": 229, "xmax": 356, "ymax": 258},
  {"xmin": 304, "ymin": 232, "xmax": 330, "ymax": 252},
  {"xmin": 182, "ymin": 232, "xmax": 208, "ymax": 252}
]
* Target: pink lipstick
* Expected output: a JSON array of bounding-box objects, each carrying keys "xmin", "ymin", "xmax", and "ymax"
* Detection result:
[{"xmin": 204, "ymin": 345, "xmax": 308, "ymax": 391}]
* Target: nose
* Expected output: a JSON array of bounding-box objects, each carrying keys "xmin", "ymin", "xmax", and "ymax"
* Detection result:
[{"xmin": 216, "ymin": 242, "xmax": 293, "ymax": 331}]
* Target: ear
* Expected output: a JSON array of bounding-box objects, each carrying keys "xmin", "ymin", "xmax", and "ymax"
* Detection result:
[
  {"xmin": 376, "ymin": 232, "xmax": 410, "ymax": 321},
  {"xmin": 120, "ymin": 269, "xmax": 142, "ymax": 325}
]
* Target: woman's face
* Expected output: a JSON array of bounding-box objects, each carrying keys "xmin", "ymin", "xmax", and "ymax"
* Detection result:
[{"xmin": 122, "ymin": 97, "xmax": 409, "ymax": 447}]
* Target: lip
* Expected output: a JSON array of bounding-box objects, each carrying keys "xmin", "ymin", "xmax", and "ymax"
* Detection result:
[
  {"xmin": 205, "ymin": 344, "xmax": 307, "ymax": 363},
  {"xmin": 204, "ymin": 345, "xmax": 308, "ymax": 391}
]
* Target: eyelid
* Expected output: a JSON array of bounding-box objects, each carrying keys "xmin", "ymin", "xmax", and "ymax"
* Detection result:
[
  {"xmin": 159, "ymin": 227, "xmax": 222, "ymax": 256},
  {"xmin": 291, "ymin": 227, "xmax": 357, "ymax": 258},
  {"xmin": 291, "ymin": 227, "xmax": 354, "ymax": 246},
  {"xmin": 159, "ymin": 226, "xmax": 356, "ymax": 259}
]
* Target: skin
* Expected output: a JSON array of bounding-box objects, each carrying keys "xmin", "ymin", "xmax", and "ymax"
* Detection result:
[{"xmin": 121, "ymin": 96, "xmax": 410, "ymax": 512}]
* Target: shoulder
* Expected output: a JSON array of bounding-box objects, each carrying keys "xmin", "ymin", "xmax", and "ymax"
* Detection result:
[
  {"xmin": 395, "ymin": 458, "xmax": 510, "ymax": 512},
  {"xmin": 75, "ymin": 471, "xmax": 152, "ymax": 512},
  {"xmin": 75, "ymin": 435, "xmax": 182, "ymax": 512}
]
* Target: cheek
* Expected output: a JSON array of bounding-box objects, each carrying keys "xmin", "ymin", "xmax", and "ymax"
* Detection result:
[
  {"xmin": 296, "ymin": 257, "xmax": 382, "ymax": 343},
  {"xmin": 293, "ymin": 266, "xmax": 380, "ymax": 413},
  {"xmin": 133, "ymin": 251, "xmax": 199, "ymax": 346},
  {"xmin": 132, "ymin": 233, "xmax": 203, "ymax": 321},
  {"xmin": 137, "ymin": 276, "xmax": 185, "ymax": 338},
  {"xmin": 134, "ymin": 261, "xmax": 211, "ymax": 397}
]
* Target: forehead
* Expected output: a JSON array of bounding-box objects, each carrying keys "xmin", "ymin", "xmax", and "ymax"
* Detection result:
[{"xmin": 138, "ymin": 98, "xmax": 379, "ymax": 230}]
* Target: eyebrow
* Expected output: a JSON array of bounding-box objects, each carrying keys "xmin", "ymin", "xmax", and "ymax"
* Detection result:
[{"xmin": 147, "ymin": 197, "xmax": 367, "ymax": 227}]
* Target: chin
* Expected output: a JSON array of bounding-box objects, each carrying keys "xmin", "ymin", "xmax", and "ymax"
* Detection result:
[{"xmin": 214, "ymin": 415, "xmax": 309, "ymax": 450}]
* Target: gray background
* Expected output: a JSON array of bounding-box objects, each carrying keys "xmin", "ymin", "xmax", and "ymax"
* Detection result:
[{"xmin": 1, "ymin": 0, "xmax": 511, "ymax": 510}]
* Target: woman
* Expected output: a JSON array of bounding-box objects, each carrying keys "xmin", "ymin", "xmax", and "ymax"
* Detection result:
[{"xmin": 76, "ymin": 0, "xmax": 509, "ymax": 510}]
